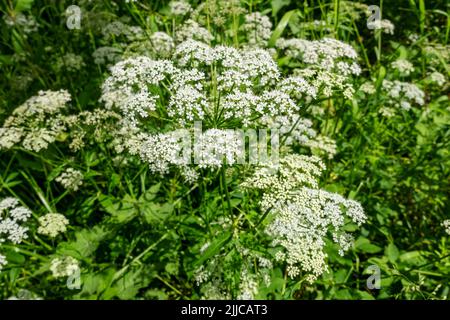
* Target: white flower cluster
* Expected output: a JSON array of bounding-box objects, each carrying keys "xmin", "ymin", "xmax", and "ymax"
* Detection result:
[
  {"xmin": 380, "ymin": 80, "xmax": 425, "ymax": 115},
  {"xmin": 170, "ymin": 1, "xmax": 192, "ymax": 16},
  {"xmin": 391, "ymin": 59, "xmax": 414, "ymax": 76},
  {"xmin": 55, "ymin": 168, "xmax": 84, "ymax": 191},
  {"xmin": 264, "ymin": 114, "xmax": 336, "ymax": 159},
  {"xmin": 7, "ymin": 289, "xmax": 42, "ymax": 300},
  {"xmin": 277, "ymin": 37, "xmax": 361, "ymax": 99},
  {"xmin": 242, "ymin": 12, "xmax": 272, "ymax": 47},
  {"xmin": 50, "ymin": 256, "xmax": 80, "ymax": 278},
  {"xmin": 305, "ymin": 135, "xmax": 337, "ymax": 159},
  {"xmin": 138, "ymin": 128, "xmax": 245, "ymax": 173},
  {"xmin": 175, "ymin": 19, "xmax": 214, "ymax": 43},
  {"xmin": 101, "ymin": 40, "xmax": 337, "ymax": 175},
  {"xmin": 237, "ymin": 268, "xmax": 259, "ymax": 300},
  {"xmin": 359, "ymin": 82, "xmax": 376, "ymax": 95},
  {"xmin": 0, "ymin": 253, "xmax": 7, "ymax": 272},
  {"xmin": 368, "ymin": 19, "xmax": 395, "ymax": 34},
  {"xmin": 67, "ymin": 109, "xmax": 122, "ymax": 151},
  {"xmin": 0, "ymin": 197, "xmax": 32, "ymax": 245},
  {"xmin": 102, "ymin": 21, "xmax": 144, "ymax": 42},
  {"xmin": 443, "ymin": 220, "xmax": 450, "ymax": 235},
  {"xmin": 93, "ymin": 46, "xmax": 123, "ymax": 66},
  {"xmin": 0, "ymin": 90, "xmax": 71, "ymax": 152},
  {"xmin": 242, "ymin": 155, "xmax": 366, "ymax": 282},
  {"xmin": 149, "ymin": 31, "xmax": 175, "ymax": 57},
  {"xmin": 37, "ymin": 213, "xmax": 69, "ymax": 238},
  {"xmin": 102, "ymin": 39, "xmax": 318, "ymax": 130},
  {"xmin": 429, "ymin": 71, "xmax": 446, "ymax": 87},
  {"xmin": 100, "ymin": 56, "xmax": 175, "ymax": 126},
  {"xmin": 3, "ymin": 13, "xmax": 39, "ymax": 34},
  {"xmin": 55, "ymin": 53, "xmax": 85, "ymax": 72}
]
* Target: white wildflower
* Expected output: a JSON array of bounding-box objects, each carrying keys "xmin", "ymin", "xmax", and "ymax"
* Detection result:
[
  {"xmin": 150, "ymin": 31, "xmax": 175, "ymax": 57},
  {"xmin": 368, "ymin": 19, "xmax": 395, "ymax": 34},
  {"xmin": 381, "ymin": 80, "xmax": 425, "ymax": 114},
  {"xmin": 50, "ymin": 256, "xmax": 80, "ymax": 278},
  {"xmin": 176, "ymin": 19, "xmax": 214, "ymax": 43},
  {"xmin": 0, "ymin": 253, "xmax": 7, "ymax": 272},
  {"xmin": 242, "ymin": 12, "xmax": 272, "ymax": 47},
  {"xmin": 429, "ymin": 71, "xmax": 446, "ymax": 87},
  {"xmin": 242, "ymin": 156, "xmax": 366, "ymax": 282},
  {"xmin": 0, "ymin": 197, "xmax": 31, "ymax": 244},
  {"xmin": 391, "ymin": 59, "xmax": 414, "ymax": 76},
  {"xmin": 0, "ymin": 90, "xmax": 71, "ymax": 152},
  {"xmin": 359, "ymin": 82, "xmax": 376, "ymax": 95},
  {"xmin": 443, "ymin": 220, "xmax": 450, "ymax": 235},
  {"xmin": 37, "ymin": 213, "xmax": 69, "ymax": 238},
  {"xmin": 55, "ymin": 168, "xmax": 83, "ymax": 191},
  {"xmin": 92, "ymin": 46, "xmax": 123, "ymax": 66},
  {"xmin": 170, "ymin": 1, "xmax": 192, "ymax": 16},
  {"xmin": 55, "ymin": 53, "xmax": 85, "ymax": 72}
]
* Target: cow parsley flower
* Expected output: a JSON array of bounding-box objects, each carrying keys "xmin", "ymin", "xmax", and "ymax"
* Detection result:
[
  {"xmin": 7, "ymin": 290, "xmax": 42, "ymax": 300},
  {"xmin": 368, "ymin": 19, "xmax": 395, "ymax": 34},
  {"xmin": 37, "ymin": 213, "xmax": 69, "ymax": 238},
  {"xmin": 149, "ymin": 32, "xmax": 175, "ymax": 57},
  {"xmin": 242, "ymin": 156, "xmax": 366, "ymax": 282},
  {"xmin": 175, "ymin": 19, "xmax": 214, "ymax": 43},
  {"xmin": 0, "ymin": 90, "xmax": 71, "ymax": 152},
  {"xmin": 359, "ymin": 82, "xmax": 376, "ymax": 95},
  {"xmin": 381, "ymin": 80, "xmax": 425, "ymax": 113},
  {"xmin": 55, "ymin": 53, "xmax": 85, "ymax": 72},
  {"xmin": 429, "ymin": 71, "xmax": 446, "ymax": 87},
  {"xmin": 55, "ymin": 168, "xmax": 84, "ymax": 191},
  {"xmin": 277, "ymin": 38, "xmax": 360, "ymax": 99},
  {"xmin": 3, "ymin": 13, "xmax": 39, "ymax": 34},
  {"xmin": 391, "ymin": 59, "xmax": 414, "ymax": 76},
  {"xmin": 443, "ymin": 220, "xmax": 450, "ymax": 235},
  {"xmin": 92, "ymin": 46, "xmax": 123, "ymax": 66},
  {"xmin": 242, "ymin": 12, "xmax": 272, "ymax": 47},
  {"xmin": 50, "ymin": 256, "xmax": 80, "ymax": 278},
  {"xmin": 170, "ymin": 1, "xmax": 192, "ymax": 16},
  {"xmin": 0, "ymin": 253, "xmax": 7, "ymax": 272},
  {"xmin": 237, "ymin": 268, "xmax": 259, "ymax": 300},
  {"xmin": 0, "ymin": 197, "xmax": 31, "ymax": 245}
]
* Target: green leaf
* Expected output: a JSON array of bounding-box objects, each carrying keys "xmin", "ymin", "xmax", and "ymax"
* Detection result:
[
  {"xmin": 268, "ymin": 10, "xmax": 296, "ymax": 47},
  {"xmin": 142, "ymin": 202, "xmax": 173, "ymax": 223},
  {"xmin": 140, "ymin": 183, "xmax": 161, "ymax": 202},
  {"xmin": 194, "ymin": 231, "xmax": 232, "ymax": 267},
  {"xmin": 385, "ymin": 243, "xmax": 399, "ymax": 263},
  {"xmin": 375, "ymin": 66, "xmax": 386, "ymax": 89},
  {"xmin": 99, "ymin": 194, "xmax": 138, "ymax": 224},
  {"xmin": 57, "ymin": 226, "xmax": 109, "ymax": 259},
  {"xmin": 14, "ymin": 0, "xmax": 35, "ymax": 12},
  {"xmin": 355, "ymin": 237, "xmax": 382, "ymax": 253},
  {"xmin": 356, "ymin": 290, "xmax": 375, "ymax": 300},
  {"xmin": 271, "ymin": 0, "xmax": 291, "ymax": 16}
]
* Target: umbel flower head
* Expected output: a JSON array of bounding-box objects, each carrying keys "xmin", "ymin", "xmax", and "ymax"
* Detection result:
[
  {"xmin": 379, "ymin": 80, "xmax": 425, "ymax": 116},
  {"xmin": 242, "ymin": 155, "xmax": 366, "ymax": 282},
  {"xmin": 0, "ymin": 90, "xmax": 71, "ymax": 152},
  {"xmin": 0, "ymin": 197, "xmax": 31, "ymax": 245},
  {"xmin": 0, "ymin": 197, "xmax": 32, "ymax": 272},
  {"xmin": 55, "ymin": 168, "xmax": 84, "ymax": 191},
  {"xmin": 50, "ymin": 256, "xmax": 79, "ymax": 278},
  {"xmin": 276, "ymin": 37, "xmax": 361, "ymax": 99},
  {"xmin": 38, "ymin": 213, "xmax": 69, "ymax": 238},
  {"xmin": 101, "ymin": 39, "xmax": 322, "ymax": 173}
]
